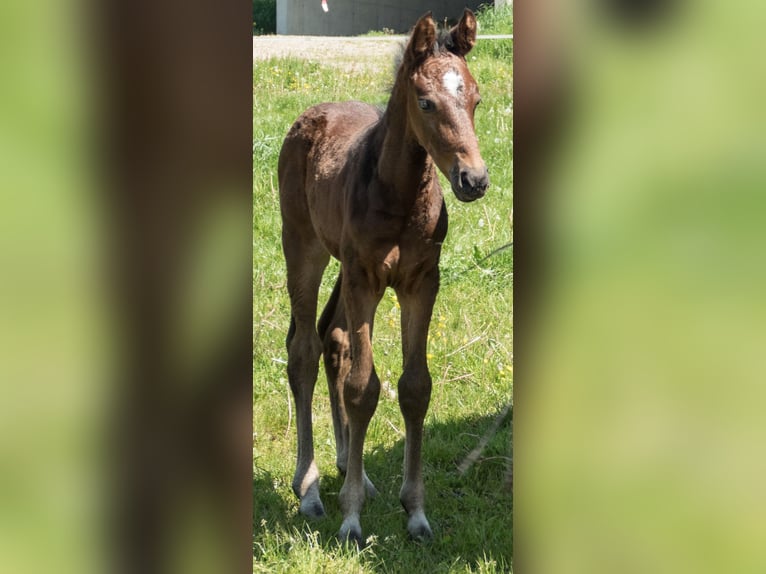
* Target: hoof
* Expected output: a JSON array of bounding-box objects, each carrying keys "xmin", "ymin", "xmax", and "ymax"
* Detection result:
[
  {"xmin": 293, "ymin": 464, "xmax": 324, "ymax": 518},
  {"xmin": 338, "ymin": 516, "xmax": 363, "ymax": 547},
  {"xmin": 298, "ymin": 481, "xmax": 325, "ymax": 518},
  {"xmin": 407, "ymin": 511, "xmax": 433, "ymax": 542},
  {"xmin": 299, "ymin": 496, "xmax": 326, "ymax": 518}
]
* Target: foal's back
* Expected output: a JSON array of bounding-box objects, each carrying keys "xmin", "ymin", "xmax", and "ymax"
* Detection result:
[{"xmin": 278, "ymin": 101, "xmax": 380, "ymax": 259}]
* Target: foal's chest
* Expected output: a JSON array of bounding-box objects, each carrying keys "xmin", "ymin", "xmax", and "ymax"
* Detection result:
[
  {"xmin": 345, "ymin": 186, "xmax": 448, "ymax": 292},
  {"xmin": 368, "ymin": 235, "xmax": 443, "ymax": 292}
]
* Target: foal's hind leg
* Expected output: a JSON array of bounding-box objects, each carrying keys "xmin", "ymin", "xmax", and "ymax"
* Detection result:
[
  {"xmin": 283, "ymin": 233, "xmax": 330, "ymax": 518},
  {"xmin": 319, "ymin": 271, "xmax": 378, "ymax": 499},
  {"xmin": 337, "ymin": 269, "xmax": 384, "ymax": 544},
  {"xmin": 396, "ymin": 272, "xmax": 439, "ymax": 540}
]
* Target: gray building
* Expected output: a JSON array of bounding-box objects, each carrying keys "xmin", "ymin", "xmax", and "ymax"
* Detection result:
[{"xmin": 276, "ymin": 0, "xmax": 488, "ymax": 36}]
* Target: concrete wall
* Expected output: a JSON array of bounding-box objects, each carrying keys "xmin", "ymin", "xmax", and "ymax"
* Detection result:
[{"xmin": 276, "ymin": 0, "xmax": 487, "ymax": 36}]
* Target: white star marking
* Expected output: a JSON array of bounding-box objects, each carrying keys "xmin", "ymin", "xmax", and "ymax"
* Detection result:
[{"xmin": 442, "ymin": 70, "xmax": 464, "ymax": 97}]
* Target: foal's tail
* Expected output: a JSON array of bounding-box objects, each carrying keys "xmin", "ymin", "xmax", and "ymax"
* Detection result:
[{"xmin": 317, "ymin": 270, "xmax": 343, "ymax": 341}]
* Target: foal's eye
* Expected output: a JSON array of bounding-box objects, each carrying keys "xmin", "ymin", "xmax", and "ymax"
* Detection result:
[
  {"xmin": 418, "ymin": 98, "xmax": 435, "ymax": 112},
  {"xmin": 474, "ymin": 98, "xmax": 482, "ymax": 111}
]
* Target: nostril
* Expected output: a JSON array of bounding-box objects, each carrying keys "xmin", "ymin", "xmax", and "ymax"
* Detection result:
[{"xmin": 460, "ymin": 170, "xmax": 471, "ymax": 189}]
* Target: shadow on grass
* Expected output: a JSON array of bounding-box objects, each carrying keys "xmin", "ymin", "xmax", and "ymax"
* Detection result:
[{"xmin": 254, "ymin": 407, "xmax": 512, "ymax": 572}]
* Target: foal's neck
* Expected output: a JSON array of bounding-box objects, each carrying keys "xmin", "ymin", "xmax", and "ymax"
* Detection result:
[{"xmin": 375, "ymin": 77, "xmax": 436, "ymax": 207}]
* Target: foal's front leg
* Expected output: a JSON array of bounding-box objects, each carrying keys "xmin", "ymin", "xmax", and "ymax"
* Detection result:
[
  {"xmin": 396, "ymin": 275, "xmax": 439, "ymax": 540},
  {"xmin": 337, "ymin": 271, "xmax": 383, "ymax": 545}
]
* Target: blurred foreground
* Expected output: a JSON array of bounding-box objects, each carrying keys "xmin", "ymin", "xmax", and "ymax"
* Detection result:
[
  {"xmin": 0, "ymin": 1, "xmax": 252, "ymax": 573},
  {"xmin": 515, "ymin": 1, "xmax": 766, "ymax": 573}
]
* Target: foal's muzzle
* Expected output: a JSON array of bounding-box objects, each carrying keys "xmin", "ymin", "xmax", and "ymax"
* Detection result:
[{"xmin": 450, "ymin": 163, "xmax": 490, "ymax": 202}]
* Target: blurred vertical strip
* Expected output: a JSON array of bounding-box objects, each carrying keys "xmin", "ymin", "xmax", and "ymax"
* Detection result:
[
  {"xmin": 1, "ymin": 0, "xmax": 255, "ymax": 566},
  {"xmin": 0, "ymin": 0, "xmax": 101, "ymax": 572},
  {"xmin": 96, "ymin": 0, "xmax": 254, "ymax": 573},
  {"xmin": 516, "ymin": 1, "xmax": 766, "ymax": 573},
  {"xmin": 512, "ymin": 0, "xmax": 572, "ymax": 571}
]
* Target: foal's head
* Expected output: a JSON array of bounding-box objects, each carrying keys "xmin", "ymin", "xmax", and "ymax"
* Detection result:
[{"xmin": 400, "ymin": 10, "xmax": 489, "ymax": 202}]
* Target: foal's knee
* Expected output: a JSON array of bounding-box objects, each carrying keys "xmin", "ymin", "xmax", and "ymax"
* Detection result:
[{"xmin": 344, "ymin": 362, "xmax": 381, "ymax": 418}]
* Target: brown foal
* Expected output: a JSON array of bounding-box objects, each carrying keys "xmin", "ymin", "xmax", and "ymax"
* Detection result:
[{"xmin": 277, "ymin": 9, "xmax": 489, "ymax": 544}]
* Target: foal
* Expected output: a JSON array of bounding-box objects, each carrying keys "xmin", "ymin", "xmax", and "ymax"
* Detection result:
[{"xmin": 278, "ymin": 9, "xmax": 489, "ymax": 544}]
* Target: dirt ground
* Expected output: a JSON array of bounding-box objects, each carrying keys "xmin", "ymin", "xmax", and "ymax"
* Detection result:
[
  {"xmin": 253, "ymin": 33, "xmax": 512, "ymax": 71},
  {"xmin": 253, "ymin": 35, "xmax": 404, "ymax": 70}
]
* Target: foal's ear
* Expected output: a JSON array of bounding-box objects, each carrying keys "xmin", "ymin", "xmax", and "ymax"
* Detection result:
[
  {"xmin": 406, "ymin": 12, "xmax": 437, "ymax": 64},
  {"xmin": 448, "ymin": 8, "xmax": 478, "ymax": 57}
]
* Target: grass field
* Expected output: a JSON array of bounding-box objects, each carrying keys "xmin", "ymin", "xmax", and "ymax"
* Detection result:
[{"xmin": 253, "ymin": 8, "xmax": 513, "ymax": 573}]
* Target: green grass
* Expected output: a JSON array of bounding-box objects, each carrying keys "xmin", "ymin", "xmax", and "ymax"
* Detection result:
[
  {"xmin": 361, "ymin": 28, "xmax": 398, "ymax": 37},
  {"xmin": 252, "ymin": 0, "xmax": 276, "ymax": 35},
  {"xmin": 475, "ymin": 4, "xmax": 513, "ymax": 36},
  {"xmin": 253, "ymin": 30, "xmax": 513, "ymax": 574},
  {"xmin": 358, "ymin": 4, "xmax": 514, "ymax": 38}
]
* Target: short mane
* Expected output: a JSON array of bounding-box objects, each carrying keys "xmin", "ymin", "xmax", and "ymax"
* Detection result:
[{"xmin": 390, "ymin": 27, "xmax": 461, "ymax": 91}]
